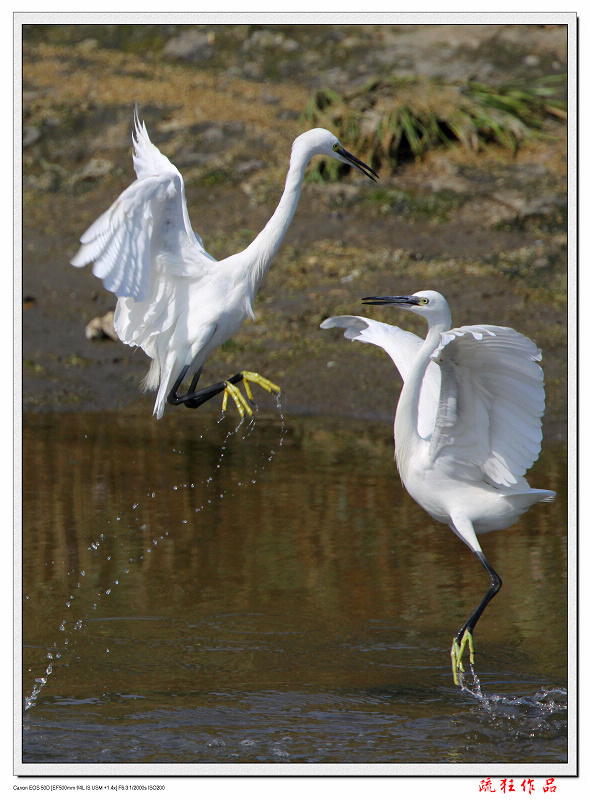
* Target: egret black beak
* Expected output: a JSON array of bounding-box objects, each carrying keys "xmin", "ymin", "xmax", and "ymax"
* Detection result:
[
  {"xmin": 362, "ymin": 295, "xmax": 422, "ymax": 306},
  {"xmin": 336, "ymin": 145, "xmax": 379, "ymax": 182}
]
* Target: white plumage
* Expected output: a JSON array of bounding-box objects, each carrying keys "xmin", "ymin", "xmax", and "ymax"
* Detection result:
[
  {"xmin": 322, "ymin": 315, "xmax": 440, "ymax": 439},
  {"xmin": 321, "ymin": 290, "xmax": 555, "ymax": 680},
  {"xmin": 429, "ymin": 324, "xmax": 545, "ymax": 489},
  {"xmin": 72, "ymin": 108, "xmax": 378, "ymax": 418}
]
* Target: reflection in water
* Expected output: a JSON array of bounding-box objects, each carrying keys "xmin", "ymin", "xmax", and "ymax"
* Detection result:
[{"xmin": 21, "ymin": 409, "xmax": 568, "ymax": 765}]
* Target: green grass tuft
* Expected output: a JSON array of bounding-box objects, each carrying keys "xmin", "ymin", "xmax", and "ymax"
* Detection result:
[{"xmin": 302, "ymin": 74, "xmax": 566, "ymax": 180}]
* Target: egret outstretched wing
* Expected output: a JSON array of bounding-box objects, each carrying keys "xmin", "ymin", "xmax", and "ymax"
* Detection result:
[
  {"xmin": 71, "ymin": 110, "xmax": 215, "ymax": 303},
  {"xmin": 320, "ymin": 315, "xmax": 441, "ymax": 439},
  {"xmin": 130, "ymin": 110, "xmax": 209, "ymax": 253},
  {"xmin": 429, "ymin": 325, "xmax": 545, "ymax": 487},
  {"xmin": 323, "ymin": 291, "xmax": 555, "ymax": 681},
  {"xmin": 73, "ymin": 116, "xmax": 378, "ymax": 420}
]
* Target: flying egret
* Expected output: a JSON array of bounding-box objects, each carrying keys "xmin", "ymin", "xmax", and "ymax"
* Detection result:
[
  {"xmin": 72, "ymin": 108, "xmax": 378, "ymax": 419},
  {"xmin": 321, "ymin": 290, "xmax": 555, "ymax": 683}
]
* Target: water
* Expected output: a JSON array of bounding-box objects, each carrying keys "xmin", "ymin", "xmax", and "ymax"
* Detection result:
[{"xmin": 19, "ymin": 408, "xmax": 569, "ymax": 770}]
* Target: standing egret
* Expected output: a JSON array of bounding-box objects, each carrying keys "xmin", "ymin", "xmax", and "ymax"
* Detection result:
[
  {"xmin": 321, "ymin": 290, "xmax": 555, "ymax": 682},
  {"xmin": 72, "ymin": 108, "xmax": 377, "ymax": 419}
]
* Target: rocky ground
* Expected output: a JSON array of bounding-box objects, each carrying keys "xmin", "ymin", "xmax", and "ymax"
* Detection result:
[{"xmin": 21, "ymin": 23, "xmax": 568, "ymax": 439}]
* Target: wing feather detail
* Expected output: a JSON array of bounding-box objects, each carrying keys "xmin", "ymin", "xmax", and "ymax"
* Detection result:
[
  {"xmin": 320, "ymin": 315, "xmax": 440, "ymax": 439},
  {"xmin": 428, "ymin": 325, "xmax": 545, "ymax": 487},
  {"xmin": 71, "ymin": 110, "xmax": 215, "ymax": 303}
]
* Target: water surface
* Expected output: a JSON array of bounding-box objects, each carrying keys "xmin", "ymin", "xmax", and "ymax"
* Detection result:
[{"xmin": 20, "ymin": 409, "xmax": 568, "ymax": 770}]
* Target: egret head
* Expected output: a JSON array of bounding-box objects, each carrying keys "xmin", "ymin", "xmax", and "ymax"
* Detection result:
[
  {"xmin": 294, "ymin": 128, "xmax": 378, "ymax": 181},
  {"xmin": 362, "ymin": 290, "xmax": 450, "ymax": 324}
]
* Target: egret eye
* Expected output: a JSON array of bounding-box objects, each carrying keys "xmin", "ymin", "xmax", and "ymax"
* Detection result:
[
  {"xmin": 332, "ymin": 142, "xmax": 339, "ymax": 152},
  {"xmin": 418, "ymin": 297, "xmax": 429, "ymax": 305}
]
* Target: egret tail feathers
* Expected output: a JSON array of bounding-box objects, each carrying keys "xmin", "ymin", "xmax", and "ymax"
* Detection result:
[
  {"xmin": 152, "ymin": 350, "xmax": 187, "ymax": 419},
  {"xmin": 506, "ymin": 488, "xmax": 556, "ymax": 504}
]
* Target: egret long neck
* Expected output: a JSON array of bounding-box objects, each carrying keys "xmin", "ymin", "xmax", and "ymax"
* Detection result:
[
  {"xmin": 394, "ymin": 318, "xmax": 448, "ymax": 478},
  {"xmin": 242, "ymin": 151, "xmax": 308, "ymax": 294}
]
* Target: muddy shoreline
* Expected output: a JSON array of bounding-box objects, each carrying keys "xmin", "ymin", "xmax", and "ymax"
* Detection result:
[{"xmin": 22, "ymin": 23, "xmax": 568, "ymax": 441}]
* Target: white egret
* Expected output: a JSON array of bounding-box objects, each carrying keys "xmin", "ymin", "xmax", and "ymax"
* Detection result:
[
  {"xmin": 72, "ymin": 108, "xmax": 378, "ymax": 419},
  {"xmin": 321, "ymin": 290, "xmax": 555, "ymax": 683}
]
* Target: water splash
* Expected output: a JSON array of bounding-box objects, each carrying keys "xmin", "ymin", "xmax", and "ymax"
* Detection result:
[
  {"xmin": 456, "ymin": 664, "xmax": 567, "ymax": 721},
  {"xmin": 24, "ymin": 399, "xmax": 286, "ymax": 711},
  {"xmin": 24, "ymin": 656, "xmax": 54, "ymax": 711},
  {"xmin": 193, "ymin": 395, "xmax": 285, "ymax": 509},
  {"xmin": 24, "ymin": 532, "xmax": 115, "ymax": 710}
]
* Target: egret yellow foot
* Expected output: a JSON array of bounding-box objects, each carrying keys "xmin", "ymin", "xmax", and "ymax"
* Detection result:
[
  {"xmin": 451, "ymin": 630, "xmax": 474, "ymax": 686},
  {"xmin": 222, "ymin": 382, "xmax": 253, "ymax": 418},
  {"xmin": 221, "ymin": 372, "xmax": 281, "ymax": 418},
  {"xmin": 240, "ymin": 371, "xmax": 281, "ymax": 401}
]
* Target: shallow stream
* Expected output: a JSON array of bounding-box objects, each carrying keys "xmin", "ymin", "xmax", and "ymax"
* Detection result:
[{"xmin": 20, "ymin": 409, "xmax": 568, "ymax": 769}]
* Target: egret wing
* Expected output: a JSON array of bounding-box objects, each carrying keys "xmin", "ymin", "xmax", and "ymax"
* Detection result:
[
  {"xmin": 428, "ymin": 325, "xmax": 545, "ymax": 486},
  {"xmin": 130, "ymin": 110, "xmax": 210, "ymax": 253},
  {"xmin": 321, "ymin": 315, "xmax": 440, "ymax": 439},
  {"xmin": 71, "ymin": 110, "xmax": 215, "ymax": 303}
]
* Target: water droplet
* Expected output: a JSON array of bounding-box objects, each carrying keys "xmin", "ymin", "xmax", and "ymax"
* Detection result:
[{"xmin": 207, "ymin": 738, "xmax": 226, "ymax": 748}]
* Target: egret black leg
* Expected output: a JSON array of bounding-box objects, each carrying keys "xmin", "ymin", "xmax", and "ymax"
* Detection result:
[
  {"xmin": 167, "ymin": 364, "xmax": 192, "ymax": 406},
  {"xmin": 187, "ymin": 367, "xmax": 203, "ymax": 394},
  {"xmin": 167, "ymin": 366, "xmax": 246, "ymax": 410},
  {"xmin": 183, "ymin": 373, "xmax": 246, "ymax": 409},
  {"xmin": 451, "ymin": 550, "xmax": 502, "ymax": 683},
  {"xmin": 455, "ymin": 551, "xmax": 502, "ymax": 643}
]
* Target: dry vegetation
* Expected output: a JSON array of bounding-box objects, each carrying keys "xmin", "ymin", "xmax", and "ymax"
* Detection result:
[{"xmin": 22, "ymin": 24, "xmax": 568, "ymax": 437}]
